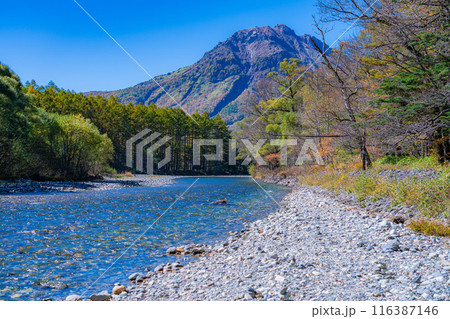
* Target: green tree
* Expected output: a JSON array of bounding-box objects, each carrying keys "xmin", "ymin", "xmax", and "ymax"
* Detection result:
[
  {"xmin": 0, "ymin": 63, "xmax": 35, "ymax": 178},
  {"xmin": 43, "ymin": 112, "xmax": 113, "ymax": 179}
]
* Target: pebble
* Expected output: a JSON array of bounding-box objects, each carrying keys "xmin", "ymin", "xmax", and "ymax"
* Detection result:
[
  {"xmin": 65, "ymin": 294, "xmax": 82, "ymax": 301},
  {"xmin": 380, "ymin": 220, "xmax": 391, "ymax": 229},
  {"xmin": 154, "ymin": 264, "xmax": 164, "ymax": 272},
  {"xmin": 128, "ymin": 273, "xmax": 144, "ymax": 281},
  {"xmin": 112, "ymin": 184, "xmax": 449, "ymax": 301},
  {"xmin": 381, "ymin": 240, "xmax": 400, "ymax": 253},
  {"xmin": 247, "ymin": 287, "xmax": 257, "ymax": 298}
]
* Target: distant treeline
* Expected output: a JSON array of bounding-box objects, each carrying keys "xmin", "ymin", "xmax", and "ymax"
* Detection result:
[{"xmin": 0, "ymin": 64, "xmax": 242, "ymax": 180}]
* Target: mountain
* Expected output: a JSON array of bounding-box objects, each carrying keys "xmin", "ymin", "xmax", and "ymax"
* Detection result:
[{"xmin": 88, "ymin": 24, "xmax": 325, "ymax": 124}]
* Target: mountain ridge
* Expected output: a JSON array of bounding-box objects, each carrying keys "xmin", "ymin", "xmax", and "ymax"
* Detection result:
[{"xmin": 87, "ymin": 24, "xmax": 325, "ymax": 123}]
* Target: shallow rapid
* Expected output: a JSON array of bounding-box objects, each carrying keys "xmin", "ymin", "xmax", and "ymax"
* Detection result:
[{"xmin": 0, "ymin": 177, "xmax": 289, "ymax": 300}]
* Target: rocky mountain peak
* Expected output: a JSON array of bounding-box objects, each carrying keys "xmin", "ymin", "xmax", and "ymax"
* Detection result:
[
  {"xmin": 88, "ymin": 25, "xmax": 326, "ymax": 124},
  {"xmin": 273, "ymin": 23, "xmax": 296, "ymax": 35}
]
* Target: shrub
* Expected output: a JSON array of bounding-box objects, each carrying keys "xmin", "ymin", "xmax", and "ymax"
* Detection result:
[
  {"xmin": 31, "ymin": 110, "xmax": 113, "ymax": 180},
  {"xmin": 409, "ymin": 219, "xmax": 450, "ymax": 237},
  {"xmin": 103, "ymin": 166, "xmax": 117, "ymax": 175},
  {"xmin": 248, "ymin": 164, "xmax": 256, "ymax": 176},
  {"xmin": 264, "ymin": 153, "xmax": 280, "ymax": 170},
  {"xmin": 375, "ymin": 155, "xmax": 408, "ymax": 165},
  {"xmin": 354, "ymin": 173, "xmax": 388, "ymax": 201},
  {"xmin": 50, "ymin": 113, "xmax": 113, "ymax": 179},
  {"xmin": 374, "ymin": 155, "xmax": 441, "ymax": 170}
]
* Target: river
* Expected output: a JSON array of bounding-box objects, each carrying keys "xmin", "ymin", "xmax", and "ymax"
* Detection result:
[{"xmin": 0, "ymin": 177, "xmax": 289, "ymax": 300}]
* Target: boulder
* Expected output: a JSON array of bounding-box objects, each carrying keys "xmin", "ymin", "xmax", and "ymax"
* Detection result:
[
  {"xmin": 166, "ymin": 247, "xmax": 177, "ymax": 255},
  {"xmin": 392, "ymin": 215, "xmax": 407, "ymax": 224},
  {"xmin": 112, "ymin": 284, "xmax": 126, "ymax": 295},
  {"xmin": 191, "ymin": 248, "xmax": 205, "ymax": 255},
  {"xmin": 89, "ymin": 291, "xmax": 111, "ymax": 301},
  {"xmin": 175, "ymin": 246, "xmax": 185, "ymax": 253},
  {"xmin": 211, "ymin": 200, "xmax": 227, "ymax": 205}
]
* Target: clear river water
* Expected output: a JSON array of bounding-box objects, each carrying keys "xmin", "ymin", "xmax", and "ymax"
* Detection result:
[{"xmin": 0, "ymin": 177, "xmax": 289, "ymax": 300}]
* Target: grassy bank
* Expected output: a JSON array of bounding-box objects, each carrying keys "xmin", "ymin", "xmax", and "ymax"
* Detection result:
[{"xmin": 252, "ymin": 156, "xmax": 450, "ymax": 237}]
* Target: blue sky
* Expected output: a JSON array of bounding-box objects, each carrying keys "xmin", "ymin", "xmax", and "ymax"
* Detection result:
[{"xmin": 0, "ymin": 0, "xmax": 350, "ymax": 92}]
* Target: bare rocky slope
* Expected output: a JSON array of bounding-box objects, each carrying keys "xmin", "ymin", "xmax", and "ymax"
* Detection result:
[{"xmin": 87, "ymin": 24, "xmax": 325, "ymax": 124}]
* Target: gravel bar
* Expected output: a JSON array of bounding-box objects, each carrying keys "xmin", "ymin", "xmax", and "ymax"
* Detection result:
[{"xmin": 107, "ymin": 185, "xmax": 449, "ymax": 301}]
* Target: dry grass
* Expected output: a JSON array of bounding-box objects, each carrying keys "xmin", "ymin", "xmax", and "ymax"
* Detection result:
[
  {"xmin": 373, "ymin": 155, "xmax": 441, "ymax": 171},
  {"xmin": 251, "ymin": 155, "xmax": 450, "ymax": 237},
  {"xmin": 303, "ymin": 170, "xmax": 450, "ymax": 236},
  {"xmin": 301, "ymin": 168, "xmax": 450, "ymax": 218},
  {"xmin": 409, "ymin": 218, "xmax": 450, "ymax": 237},
  {"xmin": 106, "ymin": 171, "xmax": 134, "ymax": 179}
]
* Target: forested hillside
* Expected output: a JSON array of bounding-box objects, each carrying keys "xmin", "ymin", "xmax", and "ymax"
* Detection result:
[
  {"xmin": 29, "ymin": 83, "xmax": 237, "ymax": 174},
  {"xmin": 0, "ymin": 65, "xmax": 238, "ymax": 180}
]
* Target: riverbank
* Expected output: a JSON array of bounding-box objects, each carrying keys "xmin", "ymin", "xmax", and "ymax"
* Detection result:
[
  {"xmin": 0, "ymin": 175, "xmax": 177, "ymax": 194},
  {"xmin": 104, "ymin": 183, "xmax": 449, "ymax": 301},
  {"xmin": 255, "ymin": 161, "xmax": 450, "ymax": 236}
]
